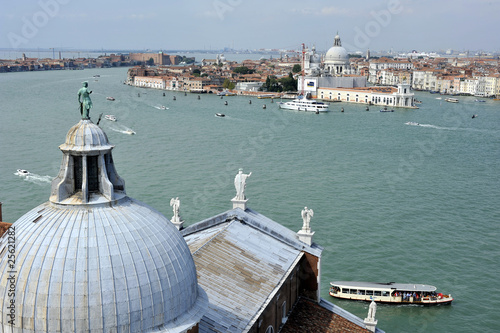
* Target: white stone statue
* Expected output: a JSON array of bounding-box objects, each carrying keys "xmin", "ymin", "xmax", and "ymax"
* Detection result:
[
  {"xmin": 170, "ymin": 197, "xmax": 181, "ymax": 222},
  {"xmin": 234, "ymin": 168, "xmax": 252, "ymax": 200},
  {"xmin": 367, "ymin": 300, "xmax": 377, "ymax": 321},
  {"xmin": 301, "ymin": 207, "xmax": 313, "ymax": 231}
]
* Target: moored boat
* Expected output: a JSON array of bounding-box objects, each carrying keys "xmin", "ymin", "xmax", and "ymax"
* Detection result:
[
  {"xmin": 278, "ymin": 95, "xmax": 329, "ymax": 112},
  {"xmin": 217, "ymin": 90, "xmax": 236, "ymax": 96},
  {"xmin": 329, "ymin": 281, "xmax": 453, "ymax": 305}
]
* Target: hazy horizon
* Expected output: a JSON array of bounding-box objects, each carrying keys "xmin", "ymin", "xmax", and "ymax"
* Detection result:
[{"xmin": 2, "ymin": 0, "xmax": 499, "ymax": 54}]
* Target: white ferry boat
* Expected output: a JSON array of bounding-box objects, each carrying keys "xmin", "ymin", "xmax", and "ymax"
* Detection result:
[
  {"xmin": 278, "ymin": 95, "xmax": 329, "ymax": 112},
  {"xmin": 329, "ymin": 281, "xmax": 453, "ymax": 305}
]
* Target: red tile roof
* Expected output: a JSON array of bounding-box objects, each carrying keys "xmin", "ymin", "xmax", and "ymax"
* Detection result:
[{"xmin": 281, "ymin": 298, "xmax": 372, "ymax": 333}]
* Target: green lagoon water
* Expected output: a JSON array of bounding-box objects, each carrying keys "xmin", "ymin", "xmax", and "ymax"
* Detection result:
[{"xmin": 1, "ymin": 67, "xmax": 499, "ymax": 332}]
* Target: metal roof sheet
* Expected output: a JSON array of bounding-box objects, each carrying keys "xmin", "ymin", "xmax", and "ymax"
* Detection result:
[{"xmin": 184, "ymin": 210, "xmax": 309, "ymax": 332}]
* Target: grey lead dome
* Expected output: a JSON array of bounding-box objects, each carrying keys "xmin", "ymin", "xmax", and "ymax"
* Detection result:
[{"xmin": 0, "ymin": 119, "xmax": 208, "ymax": 332}]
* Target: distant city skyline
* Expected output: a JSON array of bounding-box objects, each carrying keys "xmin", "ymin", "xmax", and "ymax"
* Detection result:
[{"xmin": 1, "ymin": 0, "xmax": 499, "ymax": 54}]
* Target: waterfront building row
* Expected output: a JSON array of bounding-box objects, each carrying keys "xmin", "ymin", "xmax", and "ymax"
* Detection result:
[{"xmin": 318, "ymin": 83, "xmax": 416, "ymax": 108}]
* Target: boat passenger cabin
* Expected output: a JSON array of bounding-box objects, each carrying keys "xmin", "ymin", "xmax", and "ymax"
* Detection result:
[{"xmin": 329, "ymin": 281, "xmax": 453, "ymax": 306}]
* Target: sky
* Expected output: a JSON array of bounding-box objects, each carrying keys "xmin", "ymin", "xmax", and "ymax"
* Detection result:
[{"xmin": 1, "ymin": 0, "xmax": 499, "ymax": 53}]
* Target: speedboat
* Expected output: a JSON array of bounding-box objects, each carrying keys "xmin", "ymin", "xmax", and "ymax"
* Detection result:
[
  {"xmin": 278, "ymin": 95, "xmax": 329, "ymax": 112},
  {"xmin": 215, "ymin": 113, "xmax": 225, "ymax": 117},
  {"xmin": 405, "ymin": 121, "xmax": 419, "ymax": 126},
  {"xmin": 106, "ymin": 97, "xmax": 115, "ymax": 101},
  {"xmin": 105, "ymin": 115, "xmax": 117, "ymax": 121},
  {"xmin": 329, "ymin": 281, "xmax": 453, "ymax": 305},
  {"xmin": 124, "ymin": 129, "xmax": 135, "ymax": 135},
  {"xmin": 17, "ymin": 169, "xmax": 30, "ymax": 176},
  {"xmin": 445, "ymin": 98, "xmax": 459, "ymax": 103}
]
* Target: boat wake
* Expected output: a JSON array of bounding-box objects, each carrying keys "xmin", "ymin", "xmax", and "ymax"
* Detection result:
[
  {"xmin": 416, "ymin": 124, "xmax": 458, "ymax": 130},
  {"xmin": 15, "ymin": 171, "xmax": 52, "ymax": 185},
  {"xmin": 411, "ymin": 123, "xmax": 491, "ymax": 133},
  {"xmin": 108, "ymin": 124, "xmax": 136, "ymax": 135}
]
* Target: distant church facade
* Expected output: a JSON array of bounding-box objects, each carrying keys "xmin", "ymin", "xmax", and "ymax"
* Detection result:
[{"xmin": 298, "ymin": 33, "xmax": 367, "ymax": 98}]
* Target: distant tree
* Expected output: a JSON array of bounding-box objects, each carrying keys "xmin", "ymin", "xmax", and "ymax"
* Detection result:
[
  {"xmin": 147, "ymin": 58, "xmax": 155, "ymax": 66},
  {"xmin": 181, "ymin": 56, "xmax": 195, "ymax": 64},
  {"xmin": 292, "ymin": 64, "xmax": 301, "ymax": 73},
  {"xmin": 279, "ymin": 72, "xmax": 298, "ymax": 92},
  {"xmin": 192, "ymin": 68, "xmax": 201, "ymax": 77},
  {"xmin": 223, "ymin": 78, "xmax": 235, "ymax": 90},
  {"xmin": 261, "ymin": 75, "xmax": 281, "ymax": 92},
  {"xmin": 233, "ymin": 66, "xmax": 254, "ymax": 75}
]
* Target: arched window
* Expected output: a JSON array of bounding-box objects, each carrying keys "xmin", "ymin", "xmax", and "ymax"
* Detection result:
[
  {"xmin": 281, "ymin": 301, "xmax": 287, "ymax": 324},
  {"xmin": 265, "ymin": 325, "xmax": 274, "ymax": 333}
]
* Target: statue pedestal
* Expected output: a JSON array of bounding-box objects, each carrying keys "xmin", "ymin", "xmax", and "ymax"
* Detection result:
[
  {"xmin": 231, "ymin": 198, "xmax": 248, "ymax": 210},
  {"xmin": 297, "ymin": 229, "xmax": 315, "ymax": 246},
  {"xmin": 364, "ymin": 319, "xmax": 377, "ymax": 333},
  {"xmin": 171, "ymin": 217, "xmax": 184, "ymax": 230}
]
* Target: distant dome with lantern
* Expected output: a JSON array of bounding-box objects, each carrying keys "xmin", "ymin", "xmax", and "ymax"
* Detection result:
[{"xmin": 324, "ymin": 33, "xmax": 351, "ymax": 76}]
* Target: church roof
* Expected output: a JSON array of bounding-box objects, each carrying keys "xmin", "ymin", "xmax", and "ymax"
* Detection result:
[
  {"xmin": 325, "ymin": 34, "xmax": 349, "ymax": 64},
  {"xmin": 182, "ymin": 208, "xmax": 323, "ymax": 332}
]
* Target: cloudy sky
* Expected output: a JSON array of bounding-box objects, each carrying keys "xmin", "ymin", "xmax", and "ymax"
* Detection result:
[{"xmin": 1, "ymin": 0, "xmax": 498, "ymax": 53}]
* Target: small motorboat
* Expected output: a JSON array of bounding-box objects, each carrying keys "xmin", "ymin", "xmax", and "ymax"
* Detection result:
[
  {"xmin": 445, "ymin": 98, "xmax": 459, "ymax": 103},
  {"xmin": 474, "ymin": 99, "xmax": 485, "ymax": 102},
  {"xmin": 215, "ymin": 113, "xmax": 225, "ymax": 117},
  {"xmin": 105, "ymin": 115, "xmax": 117, "ymax": 121},
  {"xmin": 160, "ymin": 106, "xmax": 167, "ymax": 110},
  {"xmin": 380, "ymin": 106, "xmax": 394, "ymax": 112},
  {"xmin": 17, "ymin": 169, "xmax": 30, "ymax": 176},
  {"xmin": 224, "ymin": 101, "xmax": 228, "ymax": 105},
  {"xmin": 405, "ymin": 121, "xmax": 420, "ymax": 126},
  {"xmin": 106, "ymin": 97, "xmax": 115, "ymax": 101},
  {"xmin": 472, "ymin": 114, "xmax": 478, "ymax": 119},
  {"xmin": 124, "ymin": 129, "xmax": 136, "ymax": 135}
]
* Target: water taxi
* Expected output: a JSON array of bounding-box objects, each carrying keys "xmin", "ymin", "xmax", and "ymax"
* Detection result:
[
  {"xmin": 329, "ymin": 281, "xmax": 453, "ymax": 305},
  {"xmin": 278, "ymin": 95, "xmax": 329, "ymax": 112}
]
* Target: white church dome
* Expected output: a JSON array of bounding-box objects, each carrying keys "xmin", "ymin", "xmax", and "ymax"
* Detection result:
[
  {"xmin": 325, "ymin": 34, "xmax": 349, "ymax": 64},
  {"xmin": 0, "ymin": 118, "xmax": 208, "ymax": 332}
]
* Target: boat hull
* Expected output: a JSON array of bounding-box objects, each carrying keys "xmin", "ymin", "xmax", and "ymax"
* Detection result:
[
  {"xmin": 278, "ymin": 104, "xmax": 329, "ymax": 112},
  {"xmin": 329, "ymin": 292, "xmax": 453, "ymax": 305}
]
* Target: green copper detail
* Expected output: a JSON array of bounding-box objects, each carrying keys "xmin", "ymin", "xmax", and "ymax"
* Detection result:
[{"xmin": 77, "ymin": 81, "xmax": 93, "ymax": 119}]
